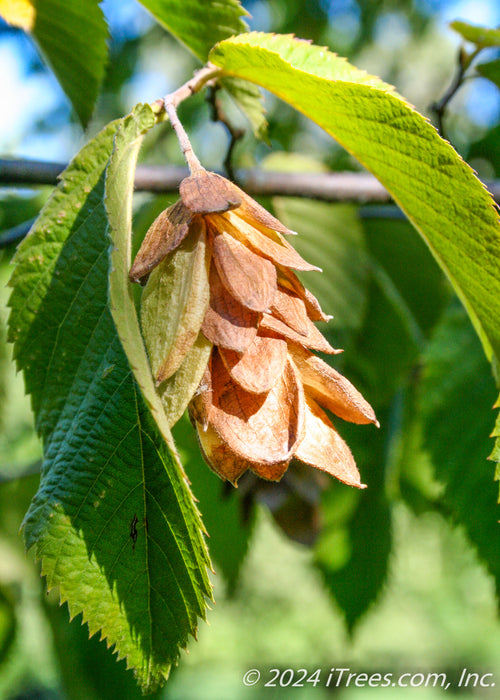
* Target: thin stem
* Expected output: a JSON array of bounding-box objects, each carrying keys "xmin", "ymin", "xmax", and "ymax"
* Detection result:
[
  {"xmin": 161, "ymin": 63, "xmax": 221, "ymax": 173},
  {"xmin": 164, "ymin": 100, "xmax": 203, "ymax": 173},
  {"xmin": 206, "ymin": 85, "xmax": 244, "ymax": 182},
  {"xmin": 432, "ymin": 46, "xmax": 481, "ymax": 138}
]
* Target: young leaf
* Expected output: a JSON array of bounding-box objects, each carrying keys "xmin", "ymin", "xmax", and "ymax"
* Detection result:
[
  {"xmin": 450, "ymin": 20, "xmax": 500, "ymax": 48},
  {"xmin": 137, "ymin": 0, "xmax": 248, "ymax": 61},
  {"xmin": 476, "ymin": 58, "xmax": 500, "ymax": 90},
  {"xmin": 210, "ymin": 32, "xmax": 500, "ymax": 367},
  {"xmin": 419, "ymin": 302, "xmax": 500, "ymax": 595},
  {"xmin": 8, "ymin": 116, "xmax": 211, "ymax": 689},
  {"xmin": 0, "ymin": 0, "xmax": 108, "ymax": 128}
]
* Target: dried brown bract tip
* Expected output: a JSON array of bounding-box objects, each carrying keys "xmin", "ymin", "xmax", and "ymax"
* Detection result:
[{"xmin": 131, "ymin": 169, "xmax": 378, "ymax": 487}]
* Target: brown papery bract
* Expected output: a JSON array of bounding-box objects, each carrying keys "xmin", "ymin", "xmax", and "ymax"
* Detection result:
[
  {"xmin": 289, "ymin": 343, "xmax": 379, "ymax": 426},
  {"xmin": 260, "ymin": 313, "xmax": 341, "ymax": 355},
  {"xmin": 276, "ymin": 267, "xmax": 332, "ymax": 322},
  {"xmin": 213, "ymin": 211, "xmax": 320, "ymax": 272},
  {"xmin": 129, "ymin": 200, "xmax": 194, "ymax": 284},
  {"xmin": 180, "ymin": 170, "xmax": 242, "ymax": 213},
  {"xmin": 212, "ymin": 231, "xmax": 277, "ymax": 312},
  {"xmin": 200, "ymin": 350, "xmax": 305, "ymax": 467},
  {"xmin": 270, "ymin": 286, "xmax": 311, "ymax": 337},
  {"xmin": 295, "ymin": 397, "xmax": 365, "ymax": 488},
  {"xmin": 219, "ymin": 334, "xmax": 288, "ymax": 394},
  {"xmin": 201, "ymin": 265, "xmax": 260, "ymax": 352}
]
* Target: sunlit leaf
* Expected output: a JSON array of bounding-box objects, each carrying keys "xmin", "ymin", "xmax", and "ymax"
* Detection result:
[
  {"xmin": 0, "ymin": 0, "xmax": 34, "ymax": 30},
  {"xmin": 211, "ymin": 32, "xmax": 500, "ymax": 368},
  {"xmin": 8, "ymin": 113, "xmax": 211, "ymax": 689},
  {"xmin": 137, "ymin": 0, "xmax": 248, "ymax": 61}
]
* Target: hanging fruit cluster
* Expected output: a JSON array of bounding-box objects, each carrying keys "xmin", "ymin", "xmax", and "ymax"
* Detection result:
[{"xmin": 130, "ymin": 169, "xmax": 378, "ymax": 486}]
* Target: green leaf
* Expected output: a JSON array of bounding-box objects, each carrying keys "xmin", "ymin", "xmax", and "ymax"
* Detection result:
[
  {"xmin": 106, "ymin": 104, "xmax": 179, "ymax": 440},
  {"xmin": 222, "ymin": 77, "xmax": 268, "ymax": 141},
  {"xmin": 210, "ymin": 32, "xmax": 500, "ymax": 367},
  {"xmin": 362, "ymin": 215, "xmax": 451, "ymax": 337},
  {"xmin": 173, "ymin": 414, "xmax": 255, "ymax": 595},
  {"xmin": 43, "ymin": 598, "xmax": 163, "ymax": 700},
  {"xmin": 0, "ymin": 0, "xmax": 109, "ymax": 127},
  {"xmin": 0, "ymin": 584, "xmax": 16, "ymax": 667},
  {"xmin": 419, "ymin": 302, "xmax": 500, "ymax": 595},
  {"xmin": 272, "ymin": 199, "xmax": 368, "ymax": 332},
  {"xmin": 451, "ymin": 20, "xmax": 500, "ymax": 48},
  {"xmin": 8, "ymin": 115, "xmax": 211, "ymax": 688},
  {"xmin": 334, "ymin": 215, "xmax": 450, "ymax": 406},
  {"xmin": 477, "ymin": 58, "xmax": 500, "ymax": 89},
  {"xmin": 489, "ymin": 407, "xmax": 500, "ymax": 463},
  {"xmin": 137, "ymin": 0, "xmax": 248, "ymax": 61},
  {"xmin": 314, "ymin": 418, "xmax": 392, "ymax": 632}
]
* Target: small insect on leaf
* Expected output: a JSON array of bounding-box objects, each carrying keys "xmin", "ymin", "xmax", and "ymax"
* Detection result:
[{"xmin": 130, "ymin": 513, "xmax": 139, "ymax": 550}]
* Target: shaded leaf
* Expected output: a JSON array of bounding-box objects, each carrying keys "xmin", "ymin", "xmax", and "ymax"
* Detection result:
[
  {"xmin": 272, "ymin": 197, "xmax": 368, "ymax": 332},
  {"xmin": 43, "ymin": 599, "xmax": 163, "ymax": 700},
  {"xmin": 489, "ymin": 407, "xmax": 500, "ymax": 463},
  {"xmin": 137, "ymin": 0, "xmax": 248, "ymax": 61},
  {"xmin": 419, "ymin": 302, "xmax": 500, "ymax": 595},
  {"xmin": 0, "ymin": 584, "xmax": 16, "ymax": 667},
  {"xmin": 343, "ymin": 215, "xmax": 451, "ymax": 407},
  {"xmin": 173, "ymin": 413, "xmax": 255, "ymax": 594},
  {"xmin": 314, "ymin": 413, "xmax": 392, "ymax": 632},
  {"xmin": 8, "ymin": 116, "xmax": 211, "ymax": 688}
]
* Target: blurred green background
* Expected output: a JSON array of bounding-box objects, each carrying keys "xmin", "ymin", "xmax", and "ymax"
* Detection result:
[{"xmin": 2, "ymin": 0, "xmax": 500, "ymax": 697}]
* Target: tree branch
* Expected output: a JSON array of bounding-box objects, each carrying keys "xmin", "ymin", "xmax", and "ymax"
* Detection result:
[{"xmin": 2, "ymin": 157, "xmax": 500, "ymax": 206}]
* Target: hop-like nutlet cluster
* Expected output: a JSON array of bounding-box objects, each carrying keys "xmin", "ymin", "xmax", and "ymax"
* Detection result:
[{"xmin": 130, "ymin": 170, "xmax": 377, "ymax": 487}]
